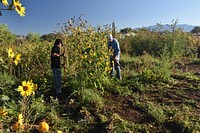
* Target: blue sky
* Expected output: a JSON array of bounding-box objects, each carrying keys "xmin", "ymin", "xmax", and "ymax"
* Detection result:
[{"xmin": 1, "ymin": 0, "xmax": 200, "ymax": 35}]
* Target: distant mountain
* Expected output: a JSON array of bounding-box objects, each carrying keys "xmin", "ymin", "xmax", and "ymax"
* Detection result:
[{"xmin": 142, "ymin": 24, "xmax": 196, "ymax": 32}]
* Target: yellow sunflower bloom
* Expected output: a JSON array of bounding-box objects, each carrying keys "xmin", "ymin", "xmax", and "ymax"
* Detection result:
[
  {"xmin": 33, "ymin": 83, "xmax": 38, "ymax": 91},
  {"xmin": 17, "ymin": 80, "xmax": 34, "ymax": 97},
  {"xmin": 15, "ymin": 54, "xmax": 21, "ymax": 61},
  {"xmin": 86, "ymin": 43, "xmax": 91, "ymax": 48},
  {"xmin": 29, "ymin": 80, "xmax": 37, "ymax": 94},
  {"xmin": 8, "ymin": 48, "xmax": 15, "ymax": 58},
  {"xmin": 82, "ymin": 55, "xmax": 87, "ymax": 59},
  {"xmin": 2, "ymin": 0, "xmax": 9, "ymax": 6},
  {"xmin": 14, "ymin": 54, "xmax": 21, "ymax": 65},
  {"xmin": 57, "ymin": 130, "xmax": 62, "ymax": 133},
  {"xmin": 14, "ymin": 60, "xmax": 19, "ymax": 65},
  {"xmin": 13, "ymin": 0, "xmax": 26, "ymax": 17},
  {"xmin": 18, "ymin": 113, "xmax": 23, "ymax": 125},
  {"xmin": 106, "ymin": 61, "xmax": 109, "ymax": 66}
]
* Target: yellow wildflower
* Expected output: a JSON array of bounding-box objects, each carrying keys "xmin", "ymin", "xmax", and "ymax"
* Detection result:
[
  {"xmin": 86, "ymin": 43, "xmax": 91, "ymax": 48},
  {"xmin": 14, "ymin": 54, "xmax": 21, "ymax": 65},
  {"xmin": 17, "ymin": 80, "xmax": 34, "ymax": 97},
  {"xmin": 15, "ymin": 54, "xmax": 21, "ymax": 61},
  {"xmin": 33, "ymin": 83, "xmax": 38, "ymax": 91},
  {"xmin": 2, "ymin": 0, "xmax": 9, "ymax": 6},
  {"xmin": 31, "ymin": 83, "xmax": 38, "ymax": 95},
  {"xmin": 57, "ymin": 130, "xmax": 62, "ymax": 133},
  {"xmin": 8, "ymin": 48, "xmax": 15, "ymax": 58},
  {"xmin": 14, "ymin": 60, "xmax": 18, "ymax": 65},
  {"xmin": 82, "ymin": 55, "xmax": 87, "ymax": 59},
  {"xmin": 13, "ymin": 0, "xmax": 26, "ymax": 16},
  {"xmin": 106, "ymin": 61, "xmax": 109, "ymax": 66},
  {"xmin": 18, "ymin": 113, "xmax": 23, "ymax": 125}
]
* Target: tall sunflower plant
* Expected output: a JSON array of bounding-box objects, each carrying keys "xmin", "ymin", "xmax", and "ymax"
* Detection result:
[
  {"xmin": 58, "ymin": 15, "xmax": 111, "ymax": 91},
  {"xmin": 11, "ymin": 79, "xmax": 40, "ymax": 131},
  {"xmin": 6, "ymin": 48, "xmax": 21, "ymax": 76}
]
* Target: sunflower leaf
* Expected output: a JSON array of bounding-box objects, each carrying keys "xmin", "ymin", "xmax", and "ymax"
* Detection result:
[{"xmin": 0, "ymin": 94, "xmax": 10, "ymax": 101}]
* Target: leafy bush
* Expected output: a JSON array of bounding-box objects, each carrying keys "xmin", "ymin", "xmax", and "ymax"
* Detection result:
[
  {"xmin": 120, "ymin": 22, "xmax": 198, "ymax": 58},
  {"xmin": 0, "ymin": 23, "xmax": 16, "ymax": 44}
]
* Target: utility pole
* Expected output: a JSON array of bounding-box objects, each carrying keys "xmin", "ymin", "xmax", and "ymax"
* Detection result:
[{"xmin": 112, "ymin": 21, "xmax": 116, "ymax": 38}]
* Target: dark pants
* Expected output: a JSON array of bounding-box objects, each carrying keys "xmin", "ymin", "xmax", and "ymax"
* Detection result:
[
  {"xmin": 52, "ymin": 68, "xmax": 62, "ymax": 95},
  {"xmin": 110, "ymin": 58, "xmax": 121, "ymax": 80}
]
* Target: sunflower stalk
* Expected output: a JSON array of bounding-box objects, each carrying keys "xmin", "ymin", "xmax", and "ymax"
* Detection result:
[{"xmin": 21, "ymin": 96, "xmax": 29, "ymax": 122}]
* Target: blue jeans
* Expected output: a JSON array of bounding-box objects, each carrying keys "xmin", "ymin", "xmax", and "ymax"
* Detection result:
[
  {"xmin": 52, "ymin": 68, "xmax": 62, "ymax": 95},
  {"xmin": 110, "ymin": 57, "xmax": 121, "ymax": 80}
]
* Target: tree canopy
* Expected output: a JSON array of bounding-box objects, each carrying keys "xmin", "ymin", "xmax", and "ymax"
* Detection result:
[{"xmin": 190, "ymin": 26, "xmax": 200, "ymax": 34}]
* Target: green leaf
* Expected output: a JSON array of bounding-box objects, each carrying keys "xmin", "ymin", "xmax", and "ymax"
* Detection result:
[{"xmin": 0, "ymin": 94, "xmax": 10, "ymax": 101}]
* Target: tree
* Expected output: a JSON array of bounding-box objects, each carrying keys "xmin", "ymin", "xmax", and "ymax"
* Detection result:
[
  {"xmin": 120, "ymin": 27, "xmax": 133, "ymax": 34},
  {"xmin": 26, "ymin": 32, "xmax": 41, "ymax": 43},
  {"xmin": 190, "ymin": 26, "xmax": 200, "ymax": 34}
]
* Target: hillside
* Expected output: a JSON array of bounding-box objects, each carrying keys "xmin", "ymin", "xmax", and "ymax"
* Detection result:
[{"xmin": 144, "ymin": 24, "xmax": 195, "ymax": 32}]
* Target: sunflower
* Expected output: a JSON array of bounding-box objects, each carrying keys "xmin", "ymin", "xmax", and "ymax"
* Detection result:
[
  {"xmin": 86, "ymin": 43, "xmax": 91, "ymax": 48},
  {"xmin": 14, "ymin": 54, "xmax": 21, "ymax": 65},
  {"xmin": 13, "ymin": 113, "xmax": 24, "ymax": 131},
  {"xmin": 97, "ymin": 62, "xmax": 101, "ymax": 65},
  {"xmin": 2, "ymin": 0, "xmax": 9, "ymax": 6},
  {"xmin": 105, "ymin": 61, "xmax": 109, "ymax": 66},
  {"xmin": 31, "ymin": 83, "xmax": 38, "ymax": 95},
  {"xmin": 8, "ymin": 48, "xmax": 15, "ymax": 58},
  {"xmin": 17, "ymin": 80, "xmax": 34, "ymax": 97},
  {"xmin": 18, "ymin": 113, "xmax": 23, "ymax": 125},
  {"xmin": 81, "ymin": 54, "xmax": 87, "ymax": 59},
  {"xmin": 13, "ymin": 0, "xmax": 25, "ymax": 16}
]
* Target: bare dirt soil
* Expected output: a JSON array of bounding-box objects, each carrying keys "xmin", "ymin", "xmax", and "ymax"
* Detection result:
[
  {"xmin": 98, "ymin": 62, "xmax": 200, "ymax": 132},
  {"xmin": 50, "ymin": 61, "xmax": 200, "ymax": 133}
]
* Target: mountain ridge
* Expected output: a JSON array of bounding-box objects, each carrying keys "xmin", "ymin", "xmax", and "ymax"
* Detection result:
[{"xmin": 142, "ymin": 24, "xmax": 196, "ymax": 32}]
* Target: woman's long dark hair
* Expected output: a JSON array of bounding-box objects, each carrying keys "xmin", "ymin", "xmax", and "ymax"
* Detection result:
[{"xmin": 54, "ymin": 39, "xmax": 63, "ymax": 46}]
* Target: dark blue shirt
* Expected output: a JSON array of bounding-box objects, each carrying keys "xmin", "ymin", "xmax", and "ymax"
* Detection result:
[{"xmin": 51, "ymin": 46, "xmax": 60, "ymax": 69}]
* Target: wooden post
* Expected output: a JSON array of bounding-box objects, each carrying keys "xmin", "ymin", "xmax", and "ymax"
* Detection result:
[{"xmin": 112, "ymin": 21, "xmax": 116, "ymax": 38}]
